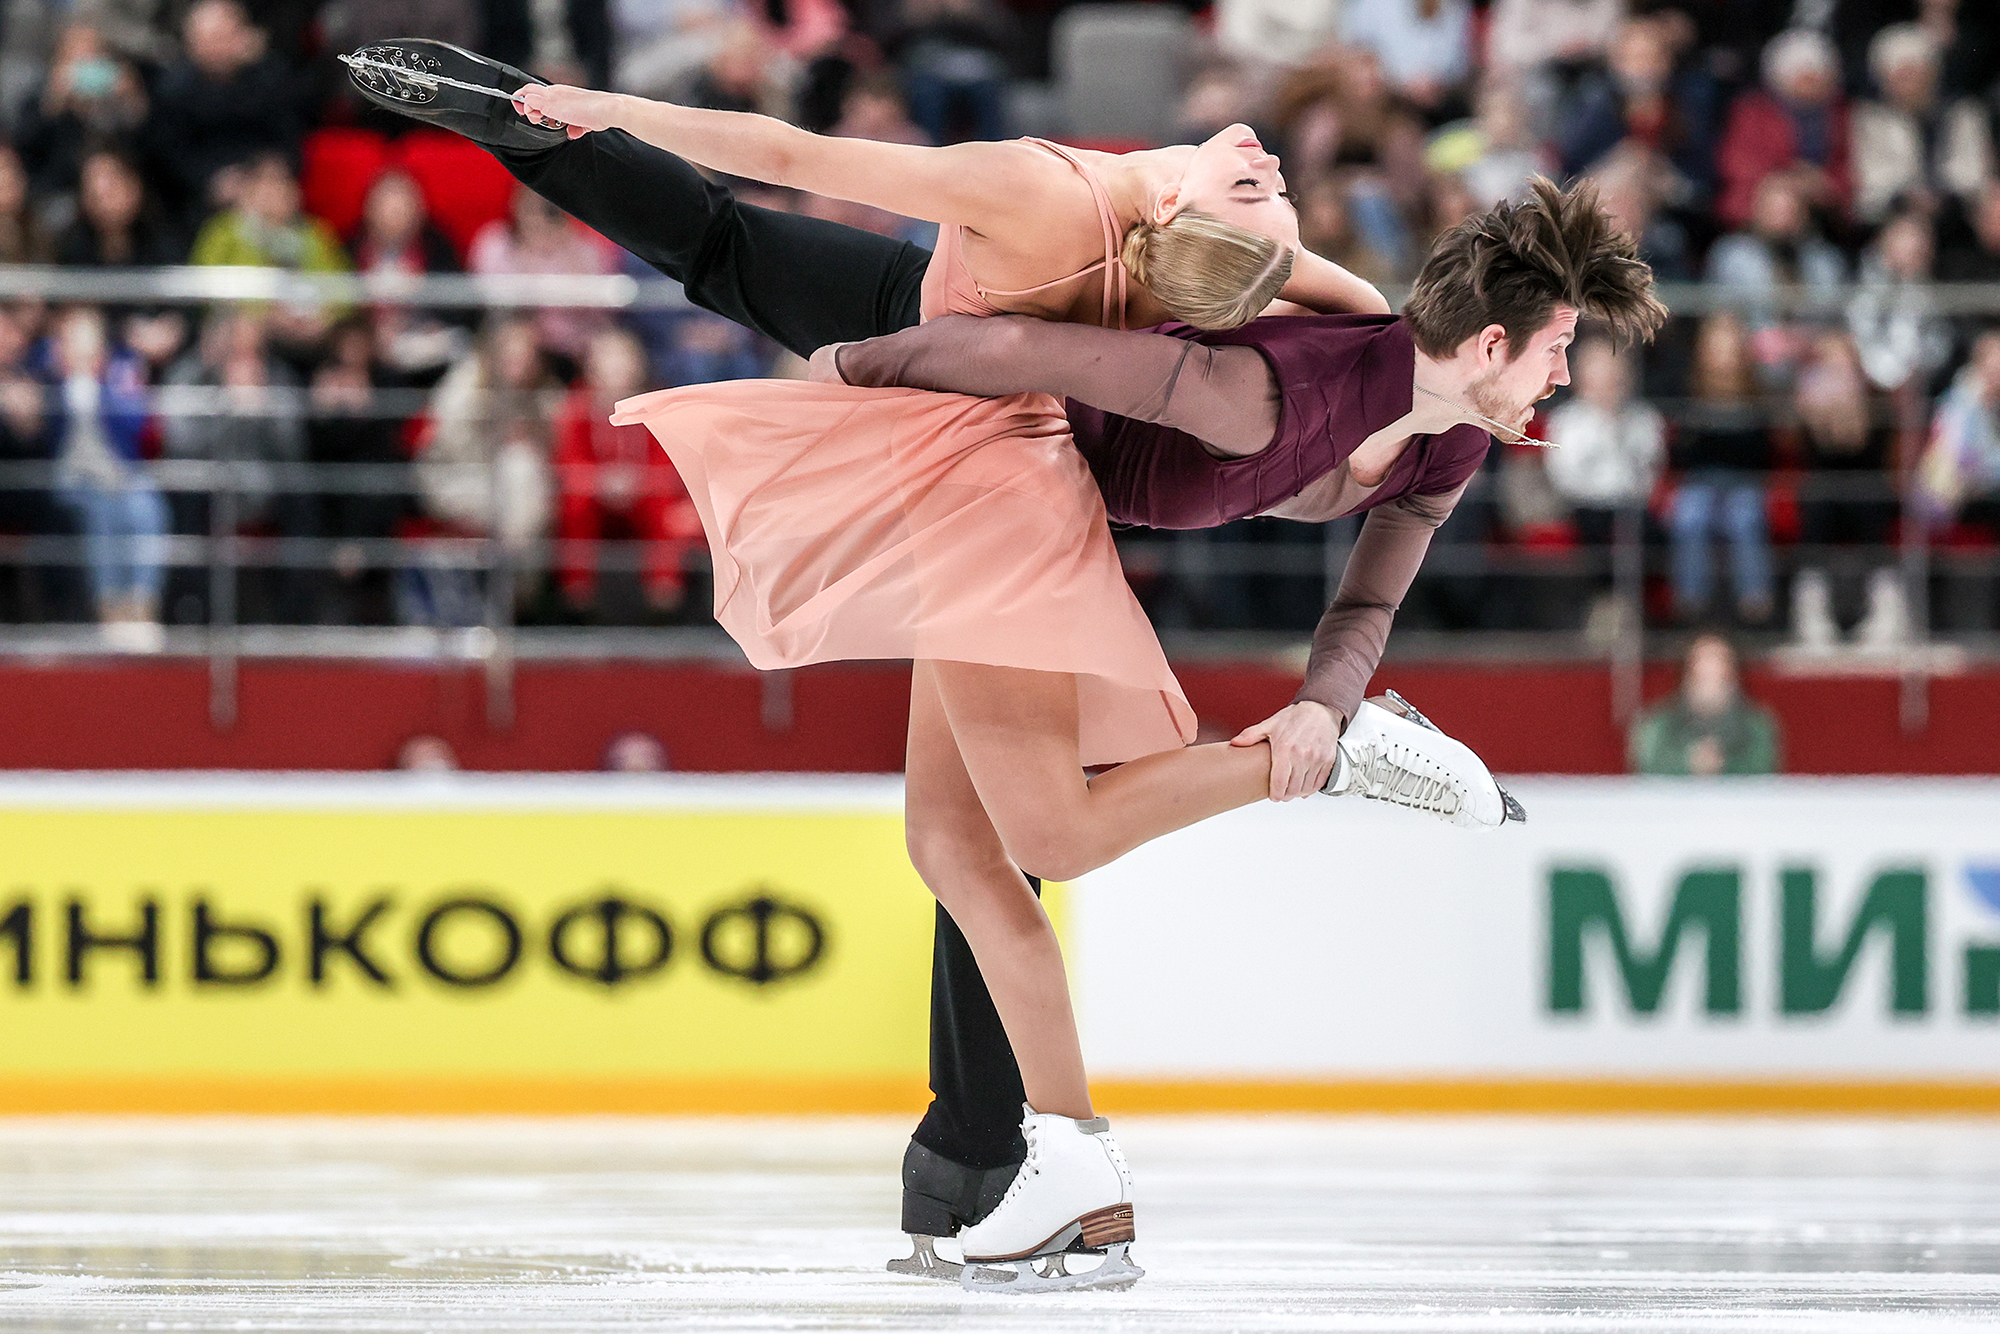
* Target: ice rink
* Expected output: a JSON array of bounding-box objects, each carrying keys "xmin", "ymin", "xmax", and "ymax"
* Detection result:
[{"xmin": 1, "ymin": 1115, "xmax": 1997, "ymax": 1332}]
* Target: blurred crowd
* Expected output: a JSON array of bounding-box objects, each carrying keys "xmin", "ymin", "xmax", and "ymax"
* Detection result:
[{"xmin": 0, "ymin": 0, "xmax": 1997, "ymax": 650}]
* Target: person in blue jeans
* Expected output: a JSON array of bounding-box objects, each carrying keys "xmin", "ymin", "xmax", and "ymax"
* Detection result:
[
  {"xmin": 1669, "ymin": 312, "xmax": 1775, "ymax": 624},
  {"xmin": 45, "ymin": 305, "xmax": 168, "ymax": 645}
]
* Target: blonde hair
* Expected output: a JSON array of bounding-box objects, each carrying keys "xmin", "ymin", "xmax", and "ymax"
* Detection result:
[{"xmin": 1119, "ymin": 209, "xmax": 1295, "ymax": 331}]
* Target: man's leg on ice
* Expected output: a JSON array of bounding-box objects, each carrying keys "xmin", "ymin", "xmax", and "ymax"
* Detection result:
[
  {"xmin": 483, "ymin": 131, "xmax": 930, "ymax": 357},
  {"xmin": 900, "ymin": 881, "xmax": 1039, "ymax": 1239}
]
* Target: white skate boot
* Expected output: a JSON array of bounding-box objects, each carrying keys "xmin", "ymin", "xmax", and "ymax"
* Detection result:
[
  {"xmin": 1322, "ymin": 689, "xmax": 1525, "ymax": 828},
  {"xmin": 956, "ymin": 1106, "xmax": 1142, "ymax": 1294}
]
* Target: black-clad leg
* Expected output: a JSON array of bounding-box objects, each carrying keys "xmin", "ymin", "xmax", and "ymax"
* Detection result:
[{"xmin": 484, "ymin": 131, "xmax": 929, "ymax": 358}]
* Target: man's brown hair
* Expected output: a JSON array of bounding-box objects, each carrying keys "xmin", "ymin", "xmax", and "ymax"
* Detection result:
[{"xmin": 1402, "ymin": 177, "xmax": 1667, "ymax": 359}]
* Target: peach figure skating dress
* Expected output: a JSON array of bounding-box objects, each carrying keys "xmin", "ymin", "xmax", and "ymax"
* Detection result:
[{"xmin": 611, "ymin": 140, "xmax": 1193, "ymax": 766}]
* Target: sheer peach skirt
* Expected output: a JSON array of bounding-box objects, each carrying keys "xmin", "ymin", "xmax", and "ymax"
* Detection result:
[{"xmin": 611, "ymin": 380, "xmax": 1194, "ymax": 766}]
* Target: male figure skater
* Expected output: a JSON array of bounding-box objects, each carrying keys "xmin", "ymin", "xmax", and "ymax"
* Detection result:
[{"xmin": 345, "ymin": 40, "xmax": 1665, "ymax": 1285}]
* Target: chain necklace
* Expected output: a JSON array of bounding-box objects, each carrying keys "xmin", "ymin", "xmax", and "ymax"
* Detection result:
[{"xmin": 1413, "ymin": 383, "xmax": 1553, "ymax": 447}]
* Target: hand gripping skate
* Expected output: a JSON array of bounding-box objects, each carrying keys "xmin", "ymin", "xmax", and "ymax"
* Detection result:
[
  {"xmin": 1321, "ymin": 689, "xmax": 1526, "ymax": 828},
  {"xmin": 956, "ymin": 1109, "xmax": 1144, "ymax": 1294}
]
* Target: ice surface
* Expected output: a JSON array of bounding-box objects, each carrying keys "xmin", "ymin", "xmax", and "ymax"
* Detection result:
[{"xmin": 3, "ymin": 1115, "xmax": 1998, "ymax": 1332}]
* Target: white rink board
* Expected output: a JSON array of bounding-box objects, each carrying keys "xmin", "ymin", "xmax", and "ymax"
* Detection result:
[{"xmin": 1071, "ymin": 779, "xmax": 2000, "ymax": 1078}]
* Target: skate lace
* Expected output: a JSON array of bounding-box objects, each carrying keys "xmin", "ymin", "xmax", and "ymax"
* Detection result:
[
  {"xmin": 998, "ymin": 1122, "xmax": 1044, "ymax": 1210},
  {"xmin": 1353, "ymin": 741, "xmax": 1462, "ymax": 816}
]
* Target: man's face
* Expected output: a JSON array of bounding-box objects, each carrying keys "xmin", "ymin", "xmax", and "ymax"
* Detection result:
[{"xmin": 1467, "ymin": 307, "xmax": 1577, "ymax": 437}]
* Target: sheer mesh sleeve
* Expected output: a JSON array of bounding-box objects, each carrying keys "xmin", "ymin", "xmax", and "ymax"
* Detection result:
[
  {"xmin": 1294, "ymin": 484, "xmax": 1468, "ymax": 728},
  {"xmin": 832, "ymin": 314, "xmax": 1279, "ymax": 457}
]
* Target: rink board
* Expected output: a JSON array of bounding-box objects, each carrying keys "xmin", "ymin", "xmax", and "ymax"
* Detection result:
[
  {"xmin": 0, "ymin": 775, "xmax": 936, "ymax": 1112},
  {"xmin": 1, "ymin": 775, "xmax": 1997, "ymax": 1113},
  {"xmin": 1073, "ymin": 777, "xmax": 2000, "ymax": 1108}
]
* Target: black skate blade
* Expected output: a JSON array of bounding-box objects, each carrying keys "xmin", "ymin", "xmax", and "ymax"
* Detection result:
[
  {"xmin": 886, "ymin": 1234, "xmax": 963, "ymax": 1282},
  {"xmin": 959, "ymin": 1242, "xmax": 1143, "ymax": 1294}
]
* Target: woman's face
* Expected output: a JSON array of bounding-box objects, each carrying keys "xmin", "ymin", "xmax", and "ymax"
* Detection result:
[
  {"xmin": 0, "ymin": 149, "xmax": 24, "ymax": 216},
  {"xmin": 587, "ymin": 334, "xmax": 646, "ymax": 399},
  {"xmin": 364, "ymin": 172, "xmax": 424, "ymax": 249},
  {"xmin": 1166, "ymin": 123, "xmax": 1300, "ymax": 253},
  {"xmin": 81, "ymin": 154, "xmax": 142, "ymax": 231}
]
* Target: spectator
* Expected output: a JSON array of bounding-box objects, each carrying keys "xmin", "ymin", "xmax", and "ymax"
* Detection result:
[
  {"xmin": 189, "ymin": 153, "xmax": 350, "ymax": 352},
  {"xmin": 0, "ymin": 146, "xmax": 51, "ymax": 264},
  {"xmin": 412, "ymin": 316, "xmax": 557, "ymax": 621},
  {"xmin": 1485, "ymin": 0, "xmax": 1625, "ymax": 137},
  {"xmin": 1917, "ymin": 328, "xmax": 2000, "ymax": 532},
  {"xmin": 397, "ymin": 733, "xmax": 458, "ymax": 770},
  {"xmin": 1704, "ymin": 172, "xmax": 1844, "ymax": 376},
  {"xmin": 1715, "ymin": 29, "xmax": 1852, "ymax": 230},
  {"xmin": 319, "ymin": 0, "xmax": 479, "ymax": 63},
  {"xmin": 0, "ymin": 304, "xmax": 88, "ymax": 623},
  {"xmin": 159, "ymin": 306, "xmax": 313, "ymax": 624},
  {"xmin": 350, "ymin": 169, "xmax": 467, "ymax": 378},
  {"xmin": 1849, "ymin": 22, "xmax": 1992, "ymax": 226},
  {"xmin": 658, "ymin": 311, "xmax": 768, "ymax": 387},
  {"xmin": 1273, "ymin": 52, "xmax": 1429, "ymax": 269},
  {"xmin": 1294, "ymin": 176, "xmax": 1396, "ymax": 287},
  {"xmin": 13, "ymin": 21, "xmax": 148, "ymax": 203},
  {"xmin": 1629, "ymin": 632, "xmax": 1781, "ymax": 776},
  {"xmin": 1919, "ymin": 329, "xmax": 2000, "ymax": 630},
  {"xmin": 1423, "ymin": 77, "xmax": 1548, "ymax": 208},
  {"xmin": 144, "ymin": 0, "xmax": 299, "ymax": 219},
  {"xmin": 891, "ymin": 0, "xmax": 1015, "ymax": 145},
  {"xmin": 1939, "ymin": 177, "xmax": 2000, "ymax": 284},
  {"xmin": 1589, "ymin": 143, "xmax": 1694, "ymax": 280},
  {"xmin": 1546, "ymin": 337, "xmax": 1665, "ymax": 546},
  {"xmin": 603, "ymin": 729, "xmax": 669, "ymax": 771},
  {"xmin": 307, "ymin": 316, "xmax": 412, "ymax": 626},
  {"xmin": 611, "ymin": 0, "xmax": 737, "ymax": 100},
  {"xmin": 554, "ymin": 325, "xmax": 702, "ymax": 618},
  {"xmin": 54, "ymin": 147, "xmax": 184, "ymax": 268},
  {"xmin": 1845, "ymin": 209, "xmax": 1952, "ymax": 395},
  {"xmin": 1669, "ymin": 312, "xmax": 1776, "ymax": 626},
  {"xmin": 683, "ymin": 19, "xmax": 793, "ymax": 118},
  {"xmin": 1215, "ymin": 0, "xmax": 1342, "ymax": 69},
  {"xmin": 1790, "ymin": 331, "xmax": 1905, "ymax": 652},
  {"xmin": 1558, "ymin": 16, "xmax": 1718, "ymax": 207},
  {"xmin": 45, "ymin": 305, "xmax": 168, "ymax": 649},
  {"xmin": 1337, "ymin": 0, "xmax": 1471, "ymax": 121},
  {"xmin": 468, "ymin": 185, "xmax": 618, "ymax": 373}
]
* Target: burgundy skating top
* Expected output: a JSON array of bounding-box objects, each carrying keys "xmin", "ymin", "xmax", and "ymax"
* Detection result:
[
  {"xmin": 1063, "ymin": 314, "xmax": 1491, "ymax": 530},
  {"xmin": 832, "ymin": 312, "xmax": 1496, "ymax": 728}
]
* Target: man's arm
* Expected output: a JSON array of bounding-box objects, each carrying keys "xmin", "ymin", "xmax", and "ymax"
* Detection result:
[
  {"xmin": 824, "ymin": 314, "xmax": 1279, "ymax": 458},
  {"xmin": 1230, "ymin": 484, "xmax": 1466, "ymax": 799}
]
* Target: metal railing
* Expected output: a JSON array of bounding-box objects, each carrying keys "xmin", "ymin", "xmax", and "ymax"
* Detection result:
[{"xmin": 1, "ymin": 266, "xmax": 1996, "ymax": 737}]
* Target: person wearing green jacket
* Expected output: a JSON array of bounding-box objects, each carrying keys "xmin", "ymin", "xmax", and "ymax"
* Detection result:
[
  {"xmin": 1629, "ymin": 632, "xmax": 1782, "ymax": 776},
  {"xmin": 189, "ymin": 152, "xmax": 350, "ymax": 347}
]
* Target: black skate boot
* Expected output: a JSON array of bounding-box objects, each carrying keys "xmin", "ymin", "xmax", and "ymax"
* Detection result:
[
  {"xmin": 887, "ymin": 1141, "xmax": 1020, "ymax": 1281},
  {"xmin": 340, "ymin": 39, "xmax": 568, "ymax": 151}
]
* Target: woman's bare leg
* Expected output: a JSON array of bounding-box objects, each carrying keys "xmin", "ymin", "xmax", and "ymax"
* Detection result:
[
  {"xmin": 904, "ymin": 661, "xmax": 1093, "ymax": 1120},
  {"xmin": 932, "ymin": 661, "xmax": 1271, "ymax": 882}
]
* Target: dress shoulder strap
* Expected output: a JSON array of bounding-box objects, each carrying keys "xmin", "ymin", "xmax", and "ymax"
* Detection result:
[{"xmin": 969, "ymin": 137, "xmax": 1130, "ymax": 330}]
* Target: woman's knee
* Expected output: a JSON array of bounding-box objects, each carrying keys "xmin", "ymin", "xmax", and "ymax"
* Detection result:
[{"xmin": 1001, "ymin": 828, "xmax": 1097, "ymax": 885}]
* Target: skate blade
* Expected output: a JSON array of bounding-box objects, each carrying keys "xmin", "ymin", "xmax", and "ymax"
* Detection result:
[
  {"xmin": 1498, "ymin": 782, "xmax": 1528, "ymax": 824},
  {"xmin": 886, "ymin": 1234, "xmax": 963, "ymax": 1283},
  {"xmin": 959, "ymin": 1242, "xmax": 1143, "ymax": 1294}
]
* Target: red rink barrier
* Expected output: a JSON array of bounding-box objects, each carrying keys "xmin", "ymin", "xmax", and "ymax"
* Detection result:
[{"xmin": 0, "ymin": 658, "xmax": 1994, "ymax": 774}]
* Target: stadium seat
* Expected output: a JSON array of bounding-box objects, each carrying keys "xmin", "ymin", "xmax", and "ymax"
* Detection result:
[
  {"xmin": 395, "ymin": 131, "xmax": 517, "ymax": 261},
  {"xmin": 1053, "ymin": 5, "xmax": 1190, "ymax": 146}
]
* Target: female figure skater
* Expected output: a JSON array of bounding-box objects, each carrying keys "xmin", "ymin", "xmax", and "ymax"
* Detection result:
[
  {"xmin": 507, "ymin": 82, "xmax": 1386, "ymax": 331},
  {"xmin": 578, "ymin": 156, "xmax": 1513, "ymax": 1296}
]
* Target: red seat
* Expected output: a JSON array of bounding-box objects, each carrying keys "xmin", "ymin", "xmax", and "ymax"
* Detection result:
[
  {"xmin": 300, "ymin": 127, "xmax": 394, "ymax": 240},
  {"xmin": 394, "ymin": 131, "xmax": 518, "ymax": 261}
]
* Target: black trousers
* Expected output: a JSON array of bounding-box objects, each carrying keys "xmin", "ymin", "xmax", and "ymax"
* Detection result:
[{"xmin": 489, "ymin": 131, "xmax": 1034, "ymax": 1169}]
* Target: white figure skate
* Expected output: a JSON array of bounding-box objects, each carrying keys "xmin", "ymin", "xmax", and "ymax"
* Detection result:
[
  {"xmin": 1322, "ymin": 689, "xmax": 1526, "ymax": 828},
  {"xmin": 956, "ymin": 1107, "xmax": 1143, "ymax": 1294}
]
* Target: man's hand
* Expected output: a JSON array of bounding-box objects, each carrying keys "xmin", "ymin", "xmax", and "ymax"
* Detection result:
[
  {"xmin": 1231, "ymin": 700, "xmax": 1342, "ymax": 801},
  {"xmin": 513, "ymin": 84, "xmax": 621, "ymax": 137}
]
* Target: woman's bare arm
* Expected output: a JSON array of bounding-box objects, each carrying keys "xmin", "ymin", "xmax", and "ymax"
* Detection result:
[
  {"xmin": 827, "ymin": 314, "xmax": 1280, "ymax": 457},
  {"xmin": 513, "ymin": 85, "xmax": 1055, "ymax": 230},
  {"xmin": 1275, "ymin": 249, "xmax": 1391, "ymax": 316}
]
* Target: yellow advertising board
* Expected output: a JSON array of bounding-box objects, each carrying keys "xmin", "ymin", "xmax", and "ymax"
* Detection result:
[{"xmin": 0, "ymin": 776, "xmax": 938, "ymax": 1114}]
